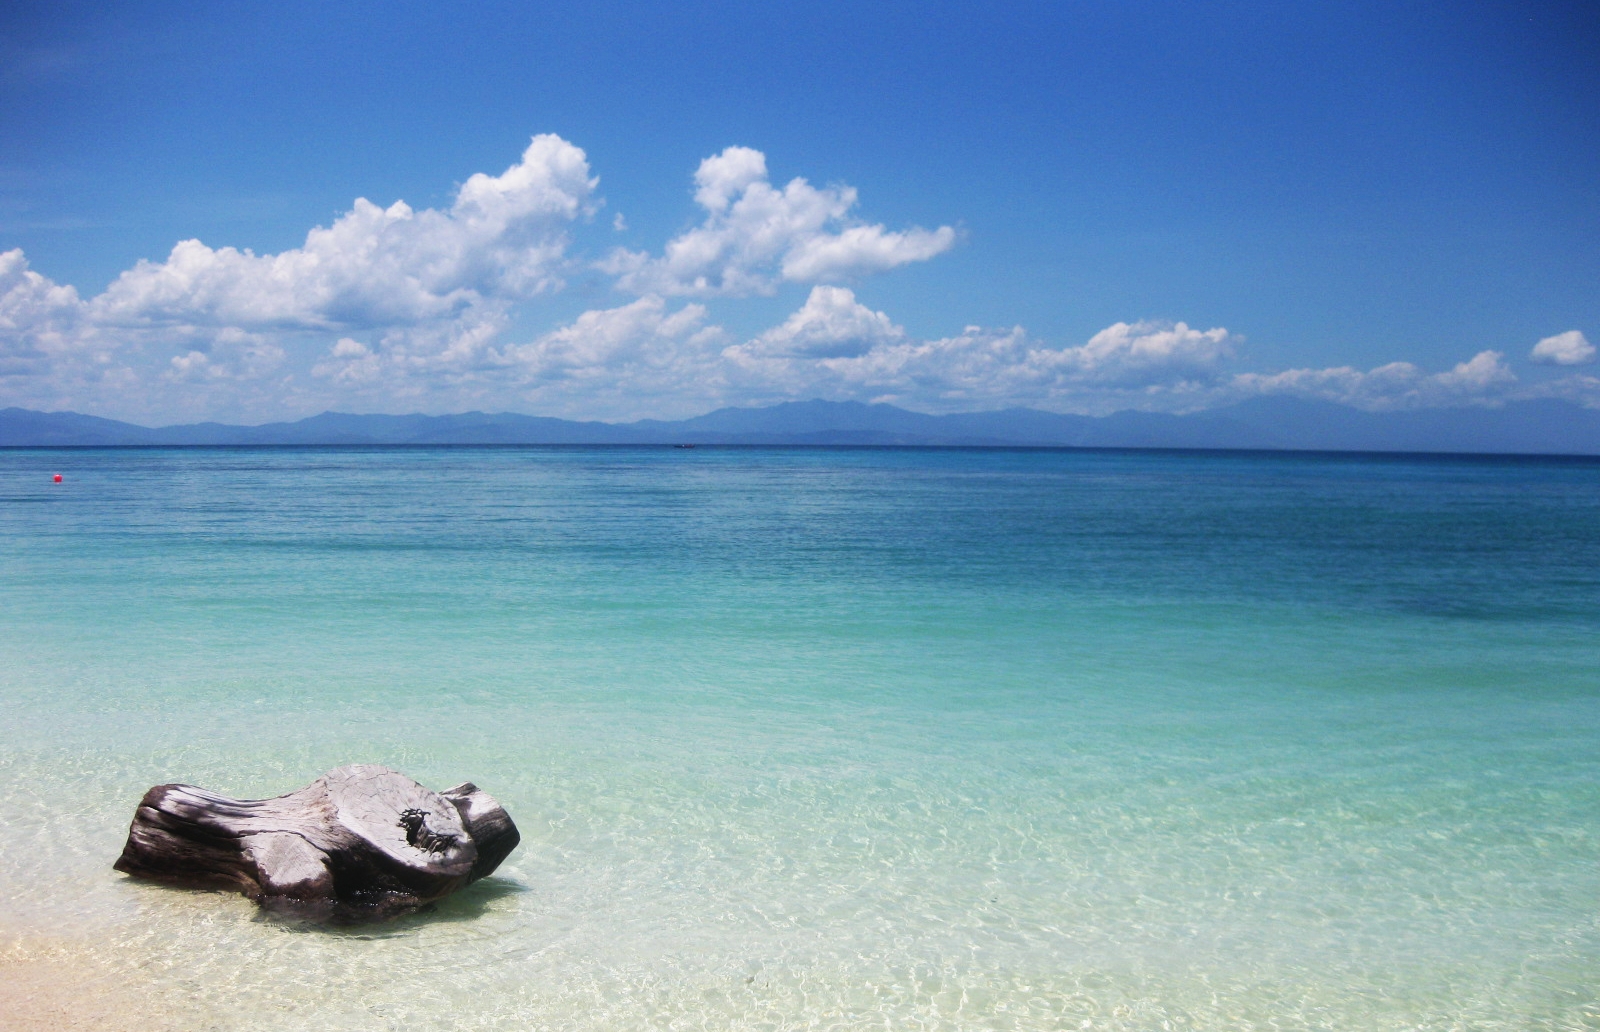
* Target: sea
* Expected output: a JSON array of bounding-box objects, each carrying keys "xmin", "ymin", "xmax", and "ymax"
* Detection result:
[{"xmin": 1, "ymin": 445, "xmax": 1596, "ymax": 1031}]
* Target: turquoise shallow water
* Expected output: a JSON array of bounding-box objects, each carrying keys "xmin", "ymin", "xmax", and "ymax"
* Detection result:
[{"xmin": 1, "ymin": 446, "xmax": 1597, "ymax": 1030}]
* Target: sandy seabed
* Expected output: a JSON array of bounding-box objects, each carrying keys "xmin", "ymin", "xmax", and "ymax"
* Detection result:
[{"xmin": 0, "ymin": 940, "xmax": 211, "ymax": 1032}]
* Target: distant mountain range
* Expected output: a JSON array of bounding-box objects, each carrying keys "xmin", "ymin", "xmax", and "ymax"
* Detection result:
[{"xmin": 4, "ymin": 397, "xmax": 1600, "ymax": 454}]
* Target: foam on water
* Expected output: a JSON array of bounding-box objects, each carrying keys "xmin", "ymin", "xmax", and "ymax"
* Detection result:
[{"xmin": 2, "ymin": 447, "xmax": 1597, "ymax": 1029}]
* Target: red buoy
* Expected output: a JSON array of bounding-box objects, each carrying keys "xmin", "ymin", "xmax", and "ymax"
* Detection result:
[{"xmin": 53, "ymin": 473, "xmax": 62, "ymax": 483}]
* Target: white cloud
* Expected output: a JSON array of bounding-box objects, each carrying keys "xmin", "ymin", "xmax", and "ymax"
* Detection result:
[
  {"xmin": 724, "ymin": 305, "xmax": 1235, "ymax": 411},
  {"xmin": 488, "ymin": 297, "xmax": 728, "ymax": 419},
  {"xmin": 93, "ymin": 134, "xmax": 594, "ymax": 332},
  {"xmin": 779, "ymin": 224, "xmax": 956, "ymax": 283},
  {"xmin": 692, "ymin": 146, "xmax": 768, "ymax": 214},
  {"xmin": 1230, "ymin": 350, "xmax": 1518, "ymax": 410},
  {"xmin": 1529, "ymin": 330, "xmax": 1595, "ymax": 366},
  {"xmin": 1056, "ymin": 321, "xmax": 1235, "ymax": 386},
  {"xmin": 305, "ymin": 295, "xmax": 729, "ymax": 419},
  {"xmin": 497, "ymin": 296, "xmax": 718, "ymax": 379},
  {"xmin": 165, "ymin": 328, "xmax": 285, "ymax": 382},
  {"xmin": 378, "ymin": 306, "xmax": 512, "ymax": 376},
  {"xmin": 0, "ymin": 142, "xmax": 1230, "ymax": 420},
  {"xmin": 2, "ymin": 134, "xmax": 1584, "ymax": 425},
  {"xmin": 0, "ymin": 136, "xmax": 597, "ymax": 419},
  {"xmin": 0, "ymin": 248, "xmax": 93, "ymax": 376},
  {"xmin": 720, "ymin": 301, "xmax": 1539, "ymax": 416},
  {"xmin": 310, "ymin": 337, "xmax": 382, "ymax": 386},
  {"xmin": 738, "ymin": 285, "xmax": 905, "ymax": 358},
  {"xmin": 1521, "ymin": 373, "xmax": 1600, "ymax": 408},
  {"xmin": 601, "ymin": 146, "xmax": 955, "ymax": 297},
  {"xmin": 307, "ymin": 304, "xmax": 514, "ymax": 400}
]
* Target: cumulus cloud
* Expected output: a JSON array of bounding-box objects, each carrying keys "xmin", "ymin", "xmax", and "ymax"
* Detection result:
[
  {"xmin": 93, "ymin": 134, "xmax": 594, "ymax": 332},
  {"xmin": 495, "ymin": 296, "xmax": 720, "ymax": 381},
  {"xmin": 1521, "ymin": 373, "xmax": 1600, "ymax": 408},
  {"xmin": 724, "ymin": 301, "xmax": 1235, "ymax": 410},
  {"xmin": 720, "ymin": 298, "xmax": 1543, "ymax": 415},
  {"xmin": 0, "ymin": 139, "xmax": 959, "ymax": 420},
  {"xmin": 0, "ymin": 249, "xmax": 93, "ymax": 376},
  {"xmin": 310, "ymin": 337, "xmax": 383, "ymax": 386},
  {"xmin": 1529, "ymin": 330, "xmax": 1595, "ymax": 366},
  {"xmin": 1056, "ymin": 321, "xmax": 1235, "ymax": 386},
  {"xmin": 0, "ymin": 136, "xmax": 599, "ymax": 419},
  {"xmin": 307, "ymin": 294, "xmax": 727, "ymax": 419},
  {"xmin": 1, "ymin": 133, "xmax": 1586, "ymax": 424},
  {"xmin": 488, "ymin": 297, "xmax": 728, "ymax": 419},
  {"xmin": 601, "ymin": 147, "xmax": 955, "ymax": 297},
  {"xmin": 738, "ymin": 285, "xmax": 905, "ymax": 358},
  {"xmin": 166, "ymin": 328, "xmax": 285, "ymax": 383},
  {"xmin": 1230, "ymin": 350, "xmax": 1518, "ymax": 410}
]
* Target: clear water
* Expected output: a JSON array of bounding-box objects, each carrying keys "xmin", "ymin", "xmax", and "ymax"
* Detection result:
[{"xmin": 1, "ymin": 446, "xmax": 1597, "ymax": 1030}]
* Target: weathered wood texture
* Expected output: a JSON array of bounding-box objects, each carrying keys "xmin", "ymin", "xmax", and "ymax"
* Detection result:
[{"xmin": 114, "ymin": 765, "xmax": 520, "ymax": 919}]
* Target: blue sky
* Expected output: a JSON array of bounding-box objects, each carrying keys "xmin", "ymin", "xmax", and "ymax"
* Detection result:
[{"xmin": 2, "ymin": 0, "xmax": 1596, "ymax": 423}]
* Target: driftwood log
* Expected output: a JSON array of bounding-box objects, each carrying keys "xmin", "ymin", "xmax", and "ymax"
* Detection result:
[{"xmin": 115, "ymin": 764, "xmax": 520, "ymax": 919}]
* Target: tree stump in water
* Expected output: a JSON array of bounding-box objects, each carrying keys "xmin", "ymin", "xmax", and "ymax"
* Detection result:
[{"xmin": 114, "ymin": 764, "xmax": 520, "ymax": 920}]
